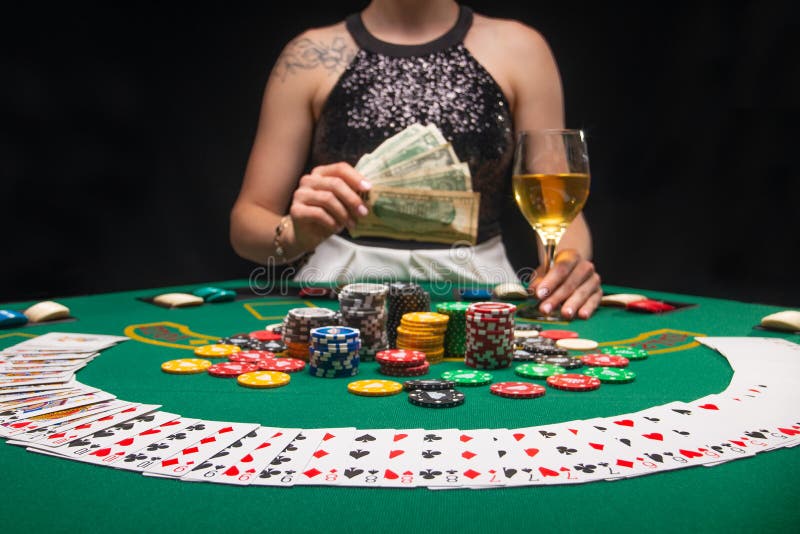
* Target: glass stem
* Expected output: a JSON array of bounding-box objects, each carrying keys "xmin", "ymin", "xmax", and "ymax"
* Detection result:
[{"xmin": 543, "ymin": 238, "xmax": 558, "ymax": 273}]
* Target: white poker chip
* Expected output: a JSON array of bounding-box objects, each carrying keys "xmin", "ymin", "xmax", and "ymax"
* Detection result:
[
  {"xmin": 492, "ymin": 282, "xmax": 529, "ymax": 300},
  {"xmin": 600, "ymin": 293, "xmax": 647, "ymax": 307},
  {"xmin": 153, "ymin": 293, "xmax": 204, "ymax": 308},
  {"xmin": 514, "ymin": 330, "xmax": 539, "ymax": 338},
  {"xmin": 760, "ymin": 310, "xmax": 800, "ymax": 332},
  {"xmin": 23, "ymin": 301, "xmax": 70, "ymax": 323},
  {"xmin": 556, "ymin": 338, "xmax": 599, "ymax": 351}
]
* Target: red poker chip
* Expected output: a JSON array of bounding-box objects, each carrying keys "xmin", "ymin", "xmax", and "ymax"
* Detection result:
[
  {"xmin": 540, "ymin": 329, "xmax": 579, "ymax": 341},
  {"xmin": 249, "ymin": 330, "xmax": 283, "ymax": 342},
  {"xmin": 299, "ymin": 287, "xmax": 332, "ymax": 298},
  {"xmin": 375, "ymin": 349, "xmax": 427, "ymax": 367},
  {"xmin": 626, "ymin": 299, "xmax": 676, "ymax": 313},
  {"xmin": 468, "ymin": 302, "xmax": 517, "ymax": 315},
  {"xmin": 490, "ymin": 381, "xmax": 546, "ymax": 399},
  {"xmin": 466, "ymin": 312, "xmax": 515, "ymax": 322},
  {"xmin": 582, "ymin": 353, "xmax": 629, "ymax": 368},
  {"xmin": 208, "ymin": 362, "xmax": 259, "ymax": 377},
  {"xmin": 229, "ymin": 350, "xmax": 276, "ymax": 363},
  {"xmin": 258, "ymin": 357, "xmax": 306, "ymax": 373},
  {"xmin": 546, "ymin": 373, "xmax": 601, "ymax": 391},
  {"xmin": 378, "ymin": 361, "xmax": 430, "ymax": 377}
]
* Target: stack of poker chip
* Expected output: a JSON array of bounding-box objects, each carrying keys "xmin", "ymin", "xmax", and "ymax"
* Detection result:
[
  {"xmin": 375, "ymin": 349, "xmax": 430, "ymax": 377},
  {"xmin": 281, "ymin": 307, "xmax": 339, "ymax": 361},
  {"xmin": 386, "ymin": 283, "xmax": 430, "ymax": 347},
  {"xmin": 308, "ymin": 326, "xmax": 361, "ymax": 378},
  {"xmin": 464, "ymin": 302, "xmax": 516, "ymax": 370},
  {"xmin": 435, "ymin": 301, "xmax": 469, "ymax": 358},
  {"xmin": 396, "ymin": 312, "xmax": 449, "ymax": 364},
  {"xmin": 338, "ymin": 283, "xmax": 389, "ymax": 362}
]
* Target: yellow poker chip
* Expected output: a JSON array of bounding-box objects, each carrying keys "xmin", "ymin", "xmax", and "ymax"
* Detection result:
[
  {"xmin": 347, "ymin": 379, "xmax": 403, "ymax": 397},
  {"xmin": 401, "ymin": 312, "xmax": 450, "ymax": 326},
  {"xmin": 193, "ymin": 344, "xmax": 242, "ymax": 358},
  {"xmin": 161, "ymin": 358, "xmax": 212, "ymax": 374},
  {"xmin": 237, "ymin": 371, "xmax": 291, "ymax": 389}
]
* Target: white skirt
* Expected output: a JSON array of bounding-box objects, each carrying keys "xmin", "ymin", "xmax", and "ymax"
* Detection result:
[{"xmin": 294, "ymin": 234, "xmax": 521, "ymax": 284}]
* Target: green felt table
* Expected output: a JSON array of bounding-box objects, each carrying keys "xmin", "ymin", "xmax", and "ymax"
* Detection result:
[{"xmin": 1, "ymin": 281, "xmax": 797, "ymax": 534}]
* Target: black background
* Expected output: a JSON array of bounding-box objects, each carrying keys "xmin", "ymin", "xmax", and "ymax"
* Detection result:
[{"xmin": 2, "ymin": 1, "xmax": 798, "ymax": 306}]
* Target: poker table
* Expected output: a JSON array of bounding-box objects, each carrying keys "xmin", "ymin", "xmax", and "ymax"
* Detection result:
[{"xmin": 1, "ymin": 280, "xmax": 798, "ymax": 533}]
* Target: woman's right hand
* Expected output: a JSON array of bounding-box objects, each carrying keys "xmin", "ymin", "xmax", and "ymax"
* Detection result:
[{"xmin": 288, "ymin": 162, "xmax": 373, "ymax": 252}]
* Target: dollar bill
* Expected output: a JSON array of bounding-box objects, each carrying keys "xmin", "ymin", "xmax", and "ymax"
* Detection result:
[
  {"xmin": 366, "ymin": 143, "xmax": 460, "ymax": 181},
  {"xmin": 369, "ymin": 163, "xmax": 472, "ymax": 191},
  {"xmin": 352, "ymin": 187, "xmax": 480, "ymax": 245},
  {"xmin": 357, "ymin": 124, "xmax": 447, "ymax": 175}
]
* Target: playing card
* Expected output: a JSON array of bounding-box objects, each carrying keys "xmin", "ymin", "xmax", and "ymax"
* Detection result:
[
  {"xmin": 251, "ymin": 428, "xmax": 328, "ymax": 487},
  {"xmin": 181, "ymin": 426, "xmax": 300, "ymax": 484},
  {"xmin": 378, "ymin": 428, "xmax": 425, "ymax": 488},
  {"xmin": 428, "ymin": 428, "xmax": 504, "ymax": 488},
  {"xmin": 0, "ymin": 391, "xmax": 115, "ymax": 426},
  {"xmin": 294, "ymin": 427, "xmax": 357, "ymax": 486},
  {"xmin": 26, "ymin": 403, "xmax": 159, "ymax": 447},
  {"xmin": 415, "ymin": 428, "xmax": 461, "ymax": 486},
  {"xmin": 142, "ymin": 421, "xmax": 260, "ymax": 478},
  {"xmin": 43, "ymin": 411, "xmax": 180, "ymax": 460},
  {"xmin": 0, "ymin": 386, "xmax": 98, "ymax": 411},
  {"xmin": 4, "ymin": 332, "xmax": 127, "ymax": 353},
  {"xmin": 0, "ymin": 381, "xmax": 78, "ymax": 396},
  {"xmin": 5, "ymin": 399, "xmax": 129, "ymax": 442},
  {"xmin": 113, "ymin": 418, "xmax": 204, "ymax": 472},
  {"xmin": 336, "ymin": 428, "xmax": 397, "ymax": 487}
]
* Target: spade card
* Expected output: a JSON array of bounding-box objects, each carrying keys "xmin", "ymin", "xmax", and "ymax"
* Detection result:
[
  {"xmin": 204, "ymin": 427, "xmax": 300, "ymax": 486},
  {"xmin": 79, "ymin": 416, "xmax": 194, "ymax": 467},
  {"xmin": 43, "ymin": 411, "xmax": 179, "ymax": 459},
  {"xmin": 143, "ymin": 421, "xmax": 260, "ymax": 478},
  {"xmin": 0, "ymin": 391, "xmax": 115, "ymax": 425},
  {"xmin": 336, "ymin": 428, "xmax": 396, "ymax": 487},
  {"xmin": 29, "ymin": 403, "xmax": 160, "ymax": 448},
  {"xmin": 294, "ymin": 427, "xmax": 357, "ymax": 486},
  {"xmin": 251, "ymin": 428, "xmax": 328, "ymax": 487},
  {"xmin": 114, "ymin": 418, "xmax": 204, "ymax": 472}
]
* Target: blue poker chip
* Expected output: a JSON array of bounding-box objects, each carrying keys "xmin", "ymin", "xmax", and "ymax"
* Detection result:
[
  {"xmin": 0, "ymin": 310, "xmax": 28, "ymax": 329},
  {"xmin": 460, "ymin": 289, "xmax": 492, "ymax": 300},
  {"xmin": 311, "ymin": 326, "xmax": 360, "ymax": 342}
]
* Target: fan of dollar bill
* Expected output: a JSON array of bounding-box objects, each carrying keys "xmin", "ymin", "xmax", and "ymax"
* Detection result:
[{"xmin": 353, "ymin": 124, "xmax": 480, "ymax": 245}]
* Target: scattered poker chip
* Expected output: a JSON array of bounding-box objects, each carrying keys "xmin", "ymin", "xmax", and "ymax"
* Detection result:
[
  {"xmin": 556, "ymin": 338, "xmax": 599, "ymax": 351},
  {"xmin": 299, "ymin": 287, "xmax": 332, "ymax": 298},
  {"xmin": 601, "ymin": 346, "xmax": 649, "ymax": 361},
  {"xmin": 626, "ymin": 299, "xmax": 676, "ymax": 313},
  {"xmin": 583, "ymin": 366, "xmax": 636, "ymax": 384},
  {"xmin": 152, "ymin": 293, "xmax": 203, "ymax": 308},
  {"xmin": 546, "ymin": 373, "xmax": 601, "ymax": 392},
  {"xmin": 539, "ymin": 329, "xmax": 579, "ymax": 341},
  {"xmin": 512, "ymin": 349, "xmax": 540, "ymax": 362},
  {"xmin": 252, "ymin": 340, "xmax": 288, "ymax": 353},
  {"xmin": 440, "ymin": 369, "xmax": 493, "ymax": 386},
  {"xmin": 514, "ymin": 330, "xmax": 539, "ymax": 339},
  {"xmin": 205, "ymin": 289, "xmax": 236, "ymax": 303},
  {"xmin": 0, "ymin": 309, "xmax": 28, "ymax": 328},
  {"xmin": 490, "ymin": 381, "xmax": 546, "ymax": 399},
  {"xmin": 258, "ymin": 357, "xmax": 306, "ymax": 373},
  {"xmin": 600, "ymin": 293, "xmax": 647, "ymax": 307},
  {"xmin": 376, "ymin": 349, "xmax": 427, "ymax": 368},
  {"xmin": 535, "ymin": 355, "xmax": 584, "ymax": 370},
  {"xmin": 227, "ymin": 350, "xmax": 275, "ymax": 364},
  {"xmin": 492, "ymin": 282, "xmax": 529, "ymax": 300},
  {"xmin": 347, "ymin": 379, "xmax": 403, "ymax": 397},
  {"xmin": 378, "ymin": 361, "xmax": 430, "ymax": 377},
  {"xmin": 23, "ymin": 300, "xmax": 71, "ymax": 322},
  {"xmin": 408, "ymin": 389, "xmax": 465, "ymax": 408},
  {"xmin": 402, "ymin": 379, "xmax": 456, "ymax": 391},
  {"xmin": 217, "ymin": 334, "xmax": 253, "ymax": 348},
  {"xmin": 160, "ymin": 358, "xmax": 212, "ymax": 374},
  {"xmin": 264, "ymin": 323, "xmax": 283, "ymax": 333},
  {"xmin": 194, "ymin": 344, "xmax": 241, "ymax": 358},
  {"xmin": 515, "ymin": 362, "xmax": 566, "ymax": 379},
  {"xmin": 582, "ymin": 353, "xmax": 630, "ymax": 368},
  {"xmin": 237, "ymin": 370, "xmax": 291, "ymax": 389},
  {"xmin": 515, "ymin": 323, "xmax": 543, "ymax": 332},
  {"xmin": 191, "ymin": 286, "xmax": 225, "ymax": 299},
  {"xmin": 207, "ymin": 361, "xmax": 259, "ymax": 377},
  {"xmin": 249, "ymin": 330, "xmax": 283, "ymax": 342}
]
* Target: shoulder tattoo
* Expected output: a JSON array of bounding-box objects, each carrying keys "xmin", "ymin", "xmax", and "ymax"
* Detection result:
[{"xmin": 273, "ymin": 35, "xmax": 357, "ymax": 81}]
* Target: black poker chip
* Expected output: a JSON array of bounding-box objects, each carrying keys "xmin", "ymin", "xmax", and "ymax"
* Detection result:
[
  {"xmin": 408, "ymin": 389, "xmax": 465, "ymax": 408},
  {"xmin": 402, "ymin": 379, "xmax": 456, "ymax": 391},
  {"xmin": 217, "ymin": 335, "xmax": 253, "ymax": 348},
  {"xmin": 534, "ymin": 354, "xmax": 584, "ymax": 369},
  {"xmin": 515, "ymin": 323, "xmax": 543, "ymax": 332},
  {"xmin": 512, "ymin": 349, "xmax": 539, "ymax": 362},
  {"xmin": 249, "ymin": 340, "xmax": 287, "ymax": 353}
]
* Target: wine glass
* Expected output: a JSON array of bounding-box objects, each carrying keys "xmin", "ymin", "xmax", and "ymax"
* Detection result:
[{"xmin": 512, "ymin": 129, "xmax": 591, "ymax": 314}]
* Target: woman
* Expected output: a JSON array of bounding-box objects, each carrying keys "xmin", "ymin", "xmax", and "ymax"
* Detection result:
[{"xmin": 230, "ymin": 0, "xmax": 601, "ymax": 319}]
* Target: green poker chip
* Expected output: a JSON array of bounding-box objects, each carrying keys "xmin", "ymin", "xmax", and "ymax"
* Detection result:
[
  {"xmin": 601, "ymin": 346, "xmax": 649, "ymax": 360},
  {"xmin": 192, "ymin": 286, "xmax": 225, "ymax": 299},
  {"xmin": 515, "ymin": 363, "xmax": 566, "ymax": 379},
  {"xmin": 583, "ymin": 366, "xmax": 636, "ymax": 383},
  {"xmin": 440, "ymin": 369, "xmax": 493, "ymax": 386},
  {"xmin": 205, "ymin": 289, "xmax": 237, "ymax": 303}
]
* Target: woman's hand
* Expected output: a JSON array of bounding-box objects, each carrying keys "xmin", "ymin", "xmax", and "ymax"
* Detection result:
[{"xmin": 528, "ymin": 248, "xmax": 602, "ymax": 319}]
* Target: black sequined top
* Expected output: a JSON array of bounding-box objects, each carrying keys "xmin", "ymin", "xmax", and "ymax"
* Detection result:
[{"xmin": 310, "ymin": 6, "xmax": 514, "ymax": 248}]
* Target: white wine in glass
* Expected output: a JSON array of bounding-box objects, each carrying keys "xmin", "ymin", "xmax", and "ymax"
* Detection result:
[{"xmin": 512, "ymin": 129, "xmax": 591, "ymax": 293}]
